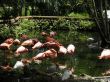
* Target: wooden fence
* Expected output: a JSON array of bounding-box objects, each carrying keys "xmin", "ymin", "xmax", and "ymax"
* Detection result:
[{"xmin": 0, "ymin": 16, "xmax": 92, "ymax": 24}]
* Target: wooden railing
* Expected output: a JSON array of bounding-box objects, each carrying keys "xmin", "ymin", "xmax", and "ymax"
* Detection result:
[
  {"xmin": 15, "ymin": 16, "xmax": 91, "ymax": 20},
  {"xmin": 0, "ymin": 16, "xmax": 93, "ymax": 24}
]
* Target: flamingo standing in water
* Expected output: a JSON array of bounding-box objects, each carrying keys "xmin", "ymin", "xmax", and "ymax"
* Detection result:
[
  {"xmin": 41, "ymin": 41, "xmax": 60, "ymax": 51},
  {"xmin": 21, "ymin": 39, "xmax": 38, "ymax": 48},
  {"xmin": 32, "ymin": 41, "xmax": 43, "ymax": 50},
  {"xmin": 13, "ymin": 58, "xmax": 31, "ymax": 69},
  {"xmin": 33, "ymin": 49, "xmax": 57, "ymax": 61},
  {"xmin": 58, "ymin": 46, "xmax": 67, "ymax": 55},
  {"xmin": 42, "ymin": 41, "xmax": 68, "ymax": 55},
  {"xmin": 41, "ymin": 32, "xmax": 67, "ymax": 53},
  {"xmin": 41, "ymin": 32, "xmax": 67, "ymax": 54},
  {"xmin": 98, "ymin": 49, "xmax": 110, "ymax": 59},
  {"xmin": 67, "ymin": 44, "xmax": 75, "ymax": 55},
  {"xmin": 15, "ymin": 46, "xmax": 28, "ymax": 57},
  {"xmin": 0, "ymin": 43, "xmax": 12, "ymax": 50},
  {"xmin": 0, "ymin": 38, "xmax": 14, "ymax": 61},
  {"xmin": 32, "ymin": 52, "xmax": 45, "ymax": 61},
  {"xmin": 0, "ymin": 37, "xmax": 14, "ymax": 50},
  {"xmin": 41, "ymin": 32, "xmax": 61, "ymax": 45},
  {"xmin": 44, "ymin": 48, "xmax": 57, "ymax": 59},
  {"xmin": 4, "ymin": 38, "xmax": 14, "ymax": 44}
]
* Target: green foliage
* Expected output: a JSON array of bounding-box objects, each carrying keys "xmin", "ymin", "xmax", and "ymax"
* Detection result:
[
  {"xmin": 0, "ymin": 16, "xmax": 96, "ymax": 39},
  {"xmin": 79, "ymin": 20, "xmax": 95, "ymax": 30},
  {"xmin": 68, "ymin": 12, "xmax": 96, "ymax": 30},
  {"xmin": 53, "ymin": 18, "xmax": 69, "ymax": 30},
  {"xmin": 52, "ymin": 18, "xmax": 78, "ymax": 30},
  {"xmin": 39, "ymin": 20, "xmax": 49, "ymax": 30},
  {"xmin": 20, "ymin": 19, "xmax": 37, "ymax": 29},
  {"xmin": 0, "ymin": 24, "xmax": 12, "ymax": 38},
  {"xmin": 13, "ymin": 19, "xmax": 38, "ymax": 38},
  {"xmin": 68, "ymin": 12, "xmax": 90, "ymax": 18},
  {"xmin": 0, "ymin": 19, "xmax": 39, "ymax": 38}
]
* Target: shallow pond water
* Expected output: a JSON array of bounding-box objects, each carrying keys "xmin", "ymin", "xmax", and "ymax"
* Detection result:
[{"xmin": 0, "ymin": 30, "xmax": 110, "ymax": 77}]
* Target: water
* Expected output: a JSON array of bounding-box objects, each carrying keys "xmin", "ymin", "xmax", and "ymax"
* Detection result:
[{"xmin": 0, "ymin": 30, "xmax": 110, "ymax": 77}]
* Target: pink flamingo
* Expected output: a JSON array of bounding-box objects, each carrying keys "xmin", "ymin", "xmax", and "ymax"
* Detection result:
[
  {"xmin": 4, "ymin": 38, "xmax": 14, "ymax": 44},
  {"xmin": 98, "ymin": 49, "xmax": 110, "ymax": 59},
  {"xmin": 44, "ymin": 48, "xmax": 57, "ymax": 59},
  {"xmin": 41, "ymin": 42, "xmax": 61, "ymax": 51},
  {"xmin": 0, "ymin": 43, "xmax": 12, "ymax": 50},
  {"xmin": 32, "ymin": 41, "xmax": 43, "ymax": 50},
  {"xmin": 32, "ymin": 53, "xmax": 45, "ymax": 60},
  {"xmin": 15, "ymin": 46, "xmax": 28, "ymax": 57},
  {"xmin": 0, "ymin": 38, "xmax": 14, "ymax": 61},
  {"xmin": 0, "ymin": 38, "xmax": 14, "ymax": 50},
  {"xmin": 41, "ymin": 32, "xmax": 60, "ymax": 44},
  {"xmin": 21, "ymin": 39, "xmax": 38, "ymax": 47},
  {"xmin": 42, "ymin": 42, "xmax": 67, "ymax": 55},
  {"xmin": 33, "ymin": 48, "xmax": 57, "ymax": 61}
]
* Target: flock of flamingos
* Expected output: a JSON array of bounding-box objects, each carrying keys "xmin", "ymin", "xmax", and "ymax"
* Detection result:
[
  {"xmin": 0, "ymin": 31, "xmax": 76, "ymax": 80},
  {"xmin": 0, "ymin": 31, "xmax": 110, "ymax": 79}
]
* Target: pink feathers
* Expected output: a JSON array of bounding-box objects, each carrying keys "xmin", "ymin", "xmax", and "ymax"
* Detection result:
[
  {"xmin": 98, "ymin": 49, "xmax": 110, "ymax": 59},
  {"xmin": 15, "ymin": 46, "xmax": 28, "ymax": 57},
  {"xmin": 33, "ymin": 48, "xmax": 57, "ymax": 60}
]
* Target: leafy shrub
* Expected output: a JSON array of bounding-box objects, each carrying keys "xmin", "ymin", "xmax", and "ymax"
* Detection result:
[
  {"xmin": 68, "ymin": 12, "xmax": 95, "ymax": 30},
  {"xmin": 52, "ymin": 18, "xmax": 78, "ymax": 30},
  {"xmin": 0, "ymin": 24, "xmax": 12, "ymax": 38},
  {"xmin": 79, "ymin": 20, "xmax": 96, "ymax": 30},
  {"xmin": 68, "ymin": 12, "xmax": 90, "ymax": 19},
  {"xmin": 13, "ymin": 19, "xmax": 38, "ymax": 38},
  {"xmin": 0, "ymin": 15, "xmax": 96, "ymax": 39},
  {"xmin": 0, "ymin": 19, "xmax": 40, "ymax": 38}
]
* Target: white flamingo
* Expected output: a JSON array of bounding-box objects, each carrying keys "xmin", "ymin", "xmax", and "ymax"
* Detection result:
[
  {"xmin": 67, "ymin": 44, "xmax": 75, "ymax": 55},
  {"xmin": 58, "ymin": 46, "xmax": 67, "ymax": 54},
  {"xmin": 13, "ymin": 59, "xmax": 31, "ymax": 69}
]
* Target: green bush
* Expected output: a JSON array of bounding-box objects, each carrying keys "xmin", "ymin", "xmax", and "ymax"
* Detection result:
[
  {"xmin": 52, "ymin": 18, "xmax": 78, "ymax": 30},
  {"xmin": 13, "ymin": 19, "xmax": 39, "ymax": 38},
  {"xmin": 0, "ymin": 24, "xmax": 12, "ymax": 38},
  {"xmin": 0, "ymin": 19, "xmax": 40, "ymax": 38},
  {"xmin": 68, "ymin": 12, "xmax": 95, "ymax": 30},
  {"xmin": 79, "ymin": 20, "xmax": 95, "ymax": 30},
  {"xmin": 68, "ymin": 12, "xmax": 90, "ymax": 19},
  {"xmin": 0, "ymin": 15, "xmax": 96, "ymax": 39}
]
